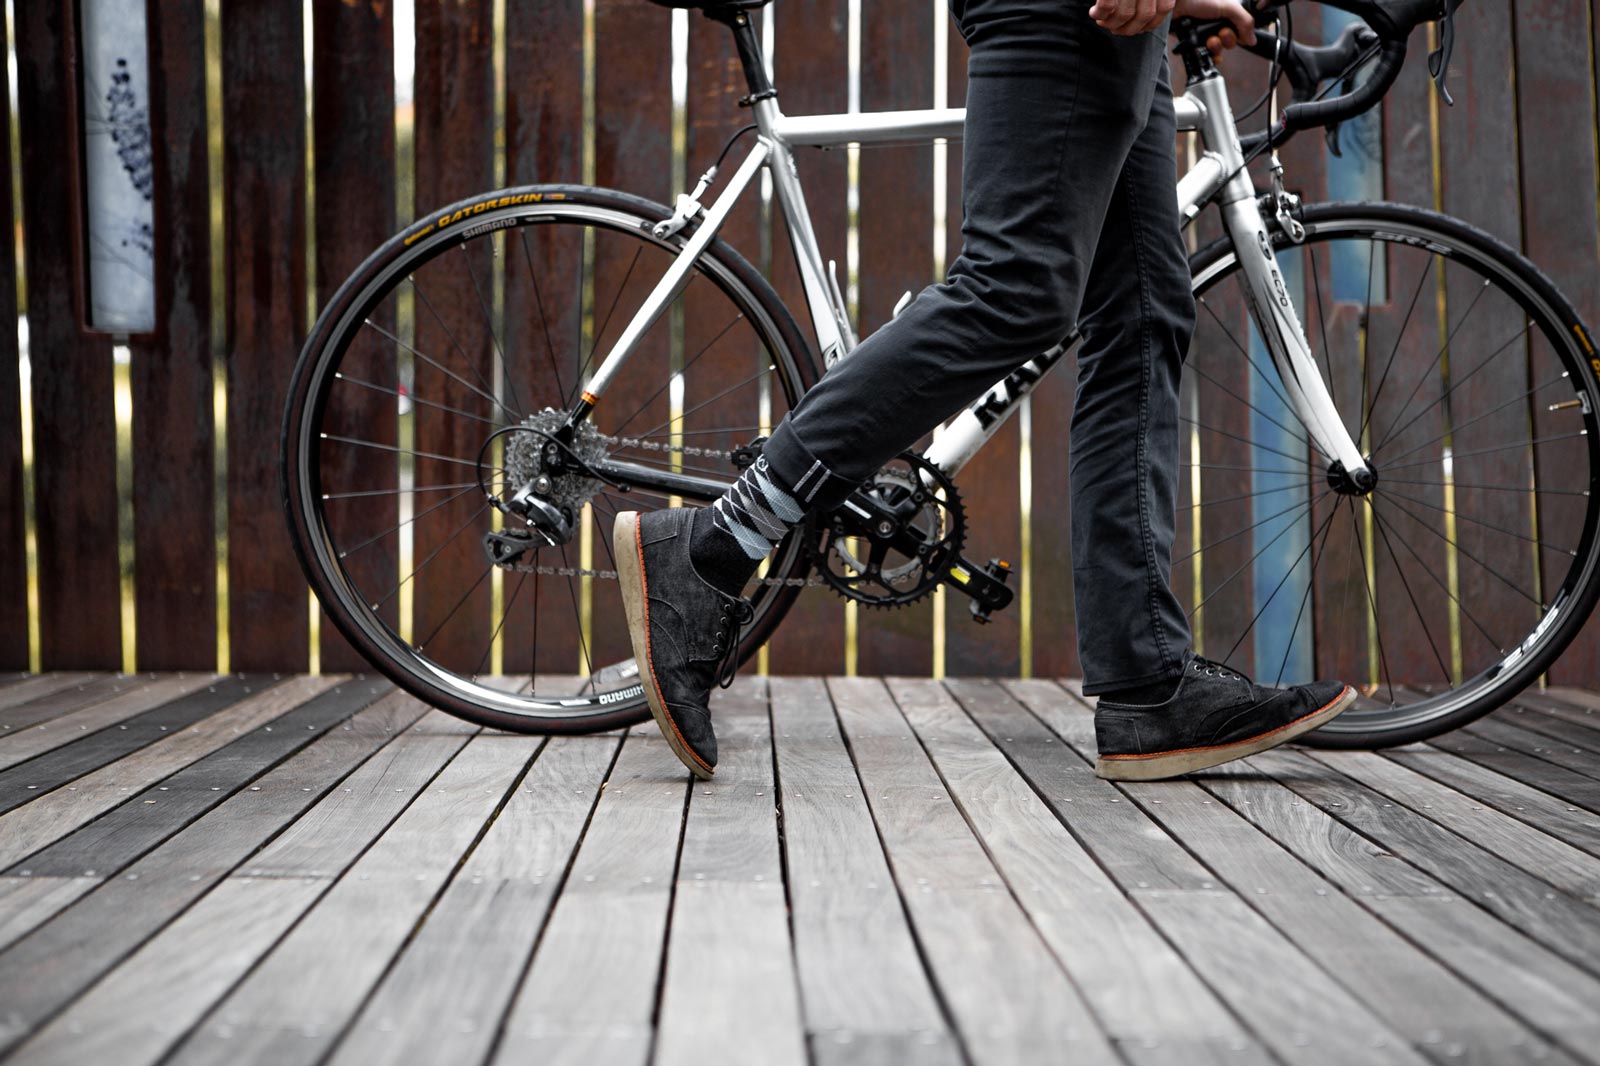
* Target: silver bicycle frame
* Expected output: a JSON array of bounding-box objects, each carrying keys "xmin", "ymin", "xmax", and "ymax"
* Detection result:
[{"xmin": 579, "ymin": 69, "xmax": 1372, "ymax": 485}]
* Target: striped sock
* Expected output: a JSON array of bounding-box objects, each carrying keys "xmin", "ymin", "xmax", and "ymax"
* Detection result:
[{"xmin": 689, "ymin": 455, "xmax": 807, "ymax": 596}]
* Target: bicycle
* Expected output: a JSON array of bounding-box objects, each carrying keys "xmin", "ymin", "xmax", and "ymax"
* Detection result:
[{"xmin": 282, "ymin": 0, "xmax": 1600, "ymax": 748}]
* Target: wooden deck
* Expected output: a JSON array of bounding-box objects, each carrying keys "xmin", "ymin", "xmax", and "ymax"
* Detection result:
[{"xmin": 0, "ymin": 673, "xmax": 1598, "ymax": 1065}]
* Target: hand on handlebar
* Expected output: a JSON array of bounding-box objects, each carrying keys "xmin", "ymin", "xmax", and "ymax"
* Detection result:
[
  {"xmin": 1089, "ymin": 0, "xmax": 1177, "ymax": 37},
  {"xmin": 1171, "ymin": 0, "xmax": 1258, "ymax": 52}
]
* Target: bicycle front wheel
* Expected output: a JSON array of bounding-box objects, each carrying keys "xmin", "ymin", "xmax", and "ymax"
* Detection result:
[
  {"xmin": 1184, "ymin": 201, "xmax": 1600, "ymax": 747},
  {"xmin": 283, "ymin": 184, "xmax": 818, "ymax": 733}
]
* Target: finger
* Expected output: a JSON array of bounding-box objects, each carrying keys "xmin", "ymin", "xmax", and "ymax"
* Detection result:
[
  {"xmin": 1229, "ymin": 7, "xmax": 1257, "ymax": 45},
  {"xmin": 1217, "ymin": 26, "xmax": 1237, "ymax": 50},
  {"xmin": 1206, "ymin": 33, "xmax": 1223, "ymax": 56}
]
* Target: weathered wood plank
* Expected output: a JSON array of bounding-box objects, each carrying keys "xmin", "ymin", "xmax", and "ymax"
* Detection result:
[
  {"xmin": 993, "ymin": 679, "xmax": 1217, "ymax": 889},
  {"xmin": 1465, "ymin": 716, "xmax": 1600, "ymax": 795},
  {"xmin": 1135, "ymin": 890, "xmax": 1432, "ymax": 1066},
  {"xmin": 1130, "ymin": 767, "xmax": 1572, "ymax": 1065},
  {"xmin": 766, "ymin": 676, "xmax": 959, "ymax": 1065},
  {"xmin": 14, "ymin": 2, "xmax": 121, "ymax": 669},
  {"xmin": 1207, "ymin": 751, "xmax": 1600, "ymax": 1064},
  {"xmin": 1429, "ymin": 724, "xmax": 1600, "ymax": 814},
  {"xmin": 656, "ymin": 678, "xmax": 806, "ymax": 1066},
  {"xmin": 0, "ymin": 675, "xmax": 142, "ymax": 735},
  {"xmin": 327, "ymin": 736, "xmax": 618, "ymax": 1066},
  {"xmin": 0, "ymin": 675, "xmax": 215, "ymax": 772},
  {"xmin": 132, "ymin": 0, "xmax": 217, "ymax": 670},
  {"xmin": 222, "ymin": 0, "xmax": 310, "ymax": 671},
  {"xmin": 927, "ymin": 679, "xmax": 1272, "ymax": 1066},
  {"xmin": 1385, "ymin": 743, "xmax": 1600, "ymax": 862},
  {"xmin": 164, "ymin": 733, "xmax": 530, "ymax": 1066},
  {"xmin": 10, "ymin": 678, "xmax": 391, "ymax": 878},
  {"xmin": 0, "ymin": 675, "xmax": 263, "ymax": 820},
  {"xmin": 491, "ymin": 731, "xmax": 688, "ymax": 1066},
  {"xmin": 1496, "ymin": 695, "xmax": 1600, "ymax": 757},
  {"xmin": 1251, "ymin": 748, "xmax": 1600, "ymax": 976},
  {"xmin": 0, "ymin": 674, "xmax": 102, "ymax": 713},
  {"xmin": 0, "ymin": 694, "xmax": 438, "ymax": 1054},
  {"xmin": 830, "ymin": 677, "xmax": 1119, "ymax": 1065},
  {"xmin": 1308, "ymin": 749, "xmax": 1600, "ymax": 901},
  {"xmin": 0, "ymin": 875, "xmax": 98, "ymax": 953}
]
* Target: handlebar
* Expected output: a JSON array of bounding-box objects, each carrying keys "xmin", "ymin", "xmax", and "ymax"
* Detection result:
[{"xmin": 1173, "ymin": 0, "xmax": 1459, "ymax": 148}]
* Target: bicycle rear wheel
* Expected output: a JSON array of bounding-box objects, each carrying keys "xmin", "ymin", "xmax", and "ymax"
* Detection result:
[
  {"xmin": 283, "ymin": 184, "xmax": 818, "ymax": 733},
  {"xmin": 1184, "ymin": 201, "xmax": 1600, "ymax": 747}
]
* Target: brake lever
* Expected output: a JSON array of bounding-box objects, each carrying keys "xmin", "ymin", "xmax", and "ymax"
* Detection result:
[{"xmin": 1427, "ymin": 0, "xmax": 1462, "ymax": 106}]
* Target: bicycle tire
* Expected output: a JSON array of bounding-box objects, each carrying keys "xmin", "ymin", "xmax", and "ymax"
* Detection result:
[
  {"xmin": 283, "ymin": 183, "xmax": 819, "ymax": 734},
  {"xmin": 1186, "ymin": 200, "xmax": 1600, "ymax": 748}
]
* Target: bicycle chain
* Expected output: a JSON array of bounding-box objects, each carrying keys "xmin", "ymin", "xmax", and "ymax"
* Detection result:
[{"xmin": 502, "ymin": 426, "xmax": 827, "ymax": 586}]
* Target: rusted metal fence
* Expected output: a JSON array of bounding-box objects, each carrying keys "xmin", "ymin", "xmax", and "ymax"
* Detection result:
[{"xmin": 3, "ymin": 0, "xmax": 1598, "ymax": 683}]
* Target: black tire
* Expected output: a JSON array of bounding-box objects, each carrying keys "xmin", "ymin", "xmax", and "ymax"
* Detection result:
[
  {"xmin": 1186, "ymin": 200, "xmax": 1600, "ymax": 747},
  {"xmin": 283, "ymin": 183, "xmax": 819, "ymax": 733}
]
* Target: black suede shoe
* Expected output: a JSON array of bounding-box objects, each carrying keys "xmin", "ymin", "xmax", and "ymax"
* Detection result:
[
  {"xmin": 615, "ymin": 508, "xmax": 754, "ymax": 780},
  {"xmin": 1094, "ymin": 654, "xmax": 1355, "ymax": 781}
]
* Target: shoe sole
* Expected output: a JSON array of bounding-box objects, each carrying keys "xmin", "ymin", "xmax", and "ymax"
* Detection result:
[
  {"xmin": 1095, "ymin": 685, "xmax": 1357, "ymax": 782},
  {"xmin": 614, "ymin": 511, "xmax": 716, "ymax": 781}
]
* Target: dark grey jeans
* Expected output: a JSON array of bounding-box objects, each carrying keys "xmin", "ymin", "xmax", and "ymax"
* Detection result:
[{"xmin": 761, "ymin": 0, "xmax": 1196, "ymax": 694}]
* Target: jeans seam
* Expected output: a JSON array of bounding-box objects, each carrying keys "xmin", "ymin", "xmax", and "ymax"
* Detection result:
[{"xmin": 1126, "ymin": 184, "xmax": 1174, "ymax": 676}]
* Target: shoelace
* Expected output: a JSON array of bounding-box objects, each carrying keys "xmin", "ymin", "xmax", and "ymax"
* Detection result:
[
  {"xmin": 1188, "ymin": 654, "xmax": 1251, "ymax": 684},
  {"xmin": 713, "ymin": 596, "xmax": 756, "ymax": 689}
]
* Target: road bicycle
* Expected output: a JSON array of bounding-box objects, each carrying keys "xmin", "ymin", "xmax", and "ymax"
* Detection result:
[{"xmin": 282, "ymin": 0, "xmax": 1600, "ymax": 747}]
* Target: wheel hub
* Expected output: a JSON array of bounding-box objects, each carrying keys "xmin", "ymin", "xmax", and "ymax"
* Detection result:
[{"xmin": 1326, "ymin": 458, "xmax": 1379, "ymax": 496}]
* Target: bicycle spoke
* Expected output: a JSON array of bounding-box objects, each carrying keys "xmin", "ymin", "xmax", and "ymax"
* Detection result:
[
  {"xmin": 365, "ymin": 317, "xmax": 518, "ymax": 425},
  {"xmin": 1369, "ymin": 277, "xmax": 1494, "ymax": 454},
  {"xmin": 1186, "ymin": 487, "xmax": 1331, "ymax": 618},
  {"xmin": 1348, "ymin": 501, "xmax": 1398, "ymax": 706},
  {"xmin": 323, "ymin": 482, "xmax": 479, "ymax": 500},
  {"xmin": 418, "ymin": 561, "xmax": 495, "ymax": 653},
  {"xmin": 1373, "ymin": 485, "xmax": 1570, "ymax": 553},
  {"xmin": 1369, "ymin": 503, "xmax": 1506, "ymax": 656},
  {"xmin": 371, "ymin": 502, "xmax": 492, "ymax": 610},
  {"xmin": 558, "ymin": 543, "xmax": 596, "ymax": 679},
  {"xmin": 1186, "ymin": 360, "xmax": 1325, "ymax": 455},
  {"xmin": 321, "ymin": 432, "xmax": 503, "ymax": 473},
  {"xmin": 1274, "ymin": 497, "xmax": 1340, "ymax": 686},
  {"xmin": 409, "ymin": 279, "xmax": 521, "ymax": 419},
  {"xmin": 1374, "ymin": 490, "xmax": 1544, "ymax": 609},
  {"xmin": 519, "ymin": 229, "xmax": 568, "ymax": 402},
  {"xmin": 1378, "ymin": 367, "xmax": 1562, "ymax": 468},
  {"xmin": 1369, "ymin": 500, "xmax": 1453, "ymax": 683},
  {"xmin": 1220, "ymin": 503, "xmax": 1338, "ymax": 666},
  {"xmin": 573, "ymin": 244, "xmax": 647, "ymax": 402},
  {"xmin": 339, "ymin": 485, "xmax": 480, "ymax": 559},
  {"xmin": 337, "ymin": 371, "xmax": 507, "ymax": 430},
  {"xmin": 460, "ymin": 242, "xmax": 530, "ymax": 418},
  {"xmin": 1382, "ymin": 431, "xmax": 1588, "ymax": 473},
  {"xmin": 1196, "ymin": 295, "xmax": 1301, "ymax": 420},
  {"xmin": 1182, "ymin": 416, "xmax": 1316, "ymax": 467},
  {"xmin": 474, "ymin": 571, "xmax": 527, "ymax": 680},
  {"xmin": 1178, "ymin": 475, "xmax": 1321, "ymax": 512},
  {"xmin": 1371, "ymin": 321, "xmax": 1536, "ymax": 460},
  {"xmin": 611, "ymin": 312, "xmax": 750, "ymax": 436},
  {"xmin": 1358, "ymin": 253, "xmax": 1434, "ymax": 443},
  {"xmin": 1380, "ymin": 477, "xmax": 1582, "ymax": 498},
  {"xmin": 1176, "ymin": 491, "xmax": 1326, "ymax": 564},
  {"xmin": 1195, "ymin": 463, "xmax": 1313, "ymax": 476},
  {"xmin": 635, "ymin": 365, "xmax": 775, "ymax": 439}
]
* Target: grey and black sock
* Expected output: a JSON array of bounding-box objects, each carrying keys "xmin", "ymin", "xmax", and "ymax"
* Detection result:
[{"xmin": 688, "ymin": 455, "xmax": 807, "ymax": 596}]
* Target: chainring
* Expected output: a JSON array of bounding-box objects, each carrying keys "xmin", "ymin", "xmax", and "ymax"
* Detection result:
[{"xmin": 814, "ymin": 451, "xmax": 965, "ymax": 609}]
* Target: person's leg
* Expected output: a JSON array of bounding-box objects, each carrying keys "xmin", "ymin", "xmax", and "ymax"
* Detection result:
[
  {"xmin": 1069, "ymin": 57, "xmax": 1196, "ymax": 697},
  {"xmin": 622, "ymin": 1, "xmax": 1176, "ymax": 777},
  {"xmin": 691, "ymin": 0, "xmax": 1174, "ymax": 596}
]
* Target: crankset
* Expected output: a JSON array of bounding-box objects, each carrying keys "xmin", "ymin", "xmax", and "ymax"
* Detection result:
[{"xmin": 813, "ymin": 451, "xmax": 1015, "ymax": 622}]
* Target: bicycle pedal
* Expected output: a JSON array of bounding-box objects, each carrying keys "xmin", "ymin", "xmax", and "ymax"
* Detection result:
[{"xmin": 948, "ymin": 557, "xmax": 1014, "ymax": 624}]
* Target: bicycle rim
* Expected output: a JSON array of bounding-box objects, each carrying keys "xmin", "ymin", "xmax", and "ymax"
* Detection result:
[
  {"xmin": 1184, "ymin": 201, "xmax": 1600, "ymax": 746},
  {"xmin": 284, "ymin": 186, "xmax": 816, "ymax": 732}
]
